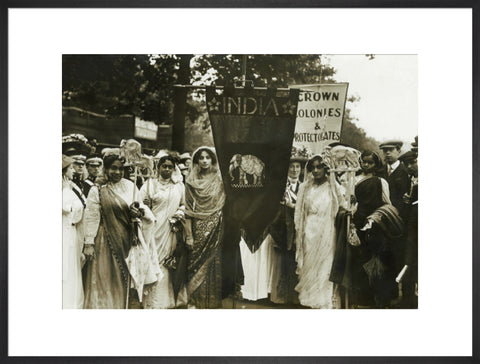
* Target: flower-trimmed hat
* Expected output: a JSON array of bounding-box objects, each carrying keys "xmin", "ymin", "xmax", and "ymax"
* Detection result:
[{"xmin": 290, "ymin": 146, "xmax": 312, "ymax": 163}]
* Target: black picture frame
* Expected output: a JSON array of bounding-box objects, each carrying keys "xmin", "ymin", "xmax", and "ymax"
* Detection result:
[{"xmin": 1, "ymin": 1, "xmax": 478, "ymax": 362}]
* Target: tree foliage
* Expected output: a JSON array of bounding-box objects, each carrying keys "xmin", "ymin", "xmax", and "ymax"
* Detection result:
[{"xmin": 63, "ymin": 54, "xmax": 379, "ymax": 152}]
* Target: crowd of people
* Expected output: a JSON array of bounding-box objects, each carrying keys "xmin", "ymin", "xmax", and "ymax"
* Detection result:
[{"xmin": 62, "ymin": 134, "xmax": 418, "ymax": 309}]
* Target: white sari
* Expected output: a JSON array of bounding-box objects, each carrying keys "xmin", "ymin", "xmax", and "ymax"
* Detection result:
[
  {"xmin": 294, "ymin": 167, "xmax": 346, "ymax": 309},
  {"xmin": 140, "ymin": 178, "xmax": 186, "ymax": 308}
]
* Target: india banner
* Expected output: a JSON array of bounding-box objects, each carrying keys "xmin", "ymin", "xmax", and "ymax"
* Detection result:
[
  {"xmin": 290, "ymin": 83, "xmax": 349, "ymax": 154},
  {"xmin": 206, "ymin": 86, "xmax": 300, "ymax": 250}
]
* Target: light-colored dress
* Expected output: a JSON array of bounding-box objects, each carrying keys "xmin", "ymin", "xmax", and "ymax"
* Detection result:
[
  {"xmin": 295, "ymin": 179, "xmax": 345, "ymax": 309},
  {"xmin": 83, "ymin": 178, "xmax": 158, "ymax": 309},
  {"xmin": 62, "ymin": 180, "xmax": 84, "ymax": 309},
  {"xmin": 240, "ymin": 236, "xmax": 274, "ymax": 301},
  {"xmin": 140, "ymin": 178, "xmax": 186, "ymax": 308}
]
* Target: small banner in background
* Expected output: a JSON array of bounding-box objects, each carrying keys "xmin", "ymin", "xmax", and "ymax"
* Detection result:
[
  {"xmin": 207, "ymin": 86, "xmax": 300, "ymax": 251},
  {"xmin": 290, "ymin": 83, "xmax": 349, "ymax": 155}
]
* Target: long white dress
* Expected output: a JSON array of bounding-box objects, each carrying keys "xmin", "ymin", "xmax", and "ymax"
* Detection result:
[
  {"xmin": 240, "ymin": 236, "xmax": 274, "ymax": 301},
  {"xmin": 62, "ymin": 180, "xmax": 84, "ymax": 309},
  {"xmin": 295, "ymin": 181, "xmax": 342, "ymax": 309},
  {"xmin": 140, "ymin": 178, "xmax": 187, "ymax": 308}
]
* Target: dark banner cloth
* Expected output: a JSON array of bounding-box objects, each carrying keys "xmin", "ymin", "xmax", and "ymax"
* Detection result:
[{"xmin": 207, "ymin": 86, "xmax": 299, "ymax": 251}]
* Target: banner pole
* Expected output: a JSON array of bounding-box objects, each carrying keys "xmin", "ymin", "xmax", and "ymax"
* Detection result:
[{"xmin": 242, "ymin": 55, "xmax": 247, "ymax": 87}]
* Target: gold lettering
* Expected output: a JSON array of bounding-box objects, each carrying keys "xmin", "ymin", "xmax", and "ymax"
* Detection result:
[
  {"xmin": 244, "ymin": 97, "xmax": 257, "ymax": 114},
  {"xmin": 227, "ymin": 97, "xmax": 239, "ymax": 114},
  {"xmin": 264, "ymin": 98, "xmax": 279, "ymax": 116}
]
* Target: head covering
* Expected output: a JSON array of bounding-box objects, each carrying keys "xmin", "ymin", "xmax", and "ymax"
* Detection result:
[
  {"xmin": 411, "ymin": 135, "xmax": 418, "ymax": 153},
  {"xmin": 185, "ymin": 146, "xmax": 225, "ymax": 219},
  {"xmin": 101, "ymin": 147, "xmax": 121, "ymax": 158},
  {"xmin": 155, "ymin": 149, "xmax": 182, "ymax": 183},
  {"xmin": 360, "ymin": 150, "xmax": 383, "ymax": 171},
  {"xmin": 62, "ymin": 133, "xmax": 91, "ymax": 155},
  {"xmin": 379, "ymin": 140, "xmax": 403, "ymax": 150},
  {"xmin": 290, "ymin": 146, "xmax": 311, "ymax": 163},
  {"xmin": 294, "ymin": 152, "xmax": 346, "ymax": 272},
  {"xmin": 411, "ymin": 136, "xmax": 418, "ymax": 147},
  {"xmin": 71, "ymin": 154, "xmax": 86, "ymax": 165},
  {"xmin": 62, "ymin": 154, "xmax": 73, "ymax": 169},
  {"xmin": 399, "ymin": 150, "xmax": 417, "ymax": 163},
  {"xmin": 86, "ymin": 153, "xmax": 103, "ymax": 166}
]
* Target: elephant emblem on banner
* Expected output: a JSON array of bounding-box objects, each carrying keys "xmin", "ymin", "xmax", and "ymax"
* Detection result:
[{"xmin": 229, "ymin": 154, "xmax": 265, "ymax": 187}]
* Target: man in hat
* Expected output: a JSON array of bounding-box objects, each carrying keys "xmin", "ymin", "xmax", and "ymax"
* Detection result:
[
  {"xmin": 398, "ymin": 148, "xmax": 418, "ymax": 308},
  {"xmin": 379, "ymin": 140, "xmax": 410, "ymax": 219},
  {"xmin": 411, "ymin": 135, "xmax": 418, "ymax": 154},
  {"xmin": 62, "ymin": 135, "xmax": 89, "ymax": 208},
  {"xmin": 84, "ymin": 154, "xmax": 103, "ymax": 197},
  {"xmin": 69, "ymin": 154, "xmax": 88, "ymax": 195}
]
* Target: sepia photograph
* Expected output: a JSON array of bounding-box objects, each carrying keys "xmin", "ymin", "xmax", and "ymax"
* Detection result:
[
  {"xmin": 62, "ymin": 54, "xmax": 418, "ymax": 310},
  {"xmin": 7, "ymin": 6, "xmax": 474, "ymax": 358}
]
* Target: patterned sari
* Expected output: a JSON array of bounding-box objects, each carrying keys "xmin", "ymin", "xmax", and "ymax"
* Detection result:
[
  {"xmin": 187, "ymin": 210, "xmax": 223, "ymax": 308},
  {"xmin": 185, "ymin": 147, "xmax": 226, "ymax": 308}
]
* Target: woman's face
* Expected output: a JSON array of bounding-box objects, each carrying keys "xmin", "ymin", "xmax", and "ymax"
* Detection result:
[
  {"xmin": 311, "ymin": 159, "xmax": 326, "ymax": 181},
  {"xmin": 361, "ymin": 155, "xmax": 376, "ymax": 173},
  {"xmin": 288, "ymin": 162, "xmax": 302, "ymax": 179},
  {"xmin": 198, "ymin": 151, "xmax": 212, "ymax": 170},
  {"xmin": 63, "ymin": 164, "xmax": 75, "ymax": 180},
  {"xmin": 159, "ymin": 159, "xmax": 175, "ymax": 180},
  {"xmin": 106, "ymin": 160, "xmax": 124, "ymax": 183}
]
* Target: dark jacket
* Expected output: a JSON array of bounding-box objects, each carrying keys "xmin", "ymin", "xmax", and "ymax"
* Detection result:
[{"xmin": 379, "ymin": 162, "xmax": 410, "ymax": 219}]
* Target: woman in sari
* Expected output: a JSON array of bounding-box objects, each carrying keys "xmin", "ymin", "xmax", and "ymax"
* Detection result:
[
  {"xmin": 140, "ymin": 151, "xmax": 186, "ymax": 308},
  {"xmin": 351, "ymin": 150, "xmax": 400, "ymax": 308},
  {"xmin": 62, "ymin": 155, "xmax": 85, "ymax": 309},
  {"xmin": 185, "ymin": 147, "xmax": 226, "ymax": 309},
  {"xmin": 294, "ymin": 155, "xmax": 347, "ymax": 309},
  {"xmin": 83, "ymin": 154, "xmax": 157, "ymax": 309}
]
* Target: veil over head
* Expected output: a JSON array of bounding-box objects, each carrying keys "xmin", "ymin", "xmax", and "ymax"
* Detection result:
[
  {"xmin": 294, "ymin": 153, "xmax": 347, "ymax": 272},
  {"xmin": 185, "ymin": 146, "xmax": 225, "ymax": 219},
  {"xmin": 155, "ymin": 149, "xmax": 183, "ymax": 184}
]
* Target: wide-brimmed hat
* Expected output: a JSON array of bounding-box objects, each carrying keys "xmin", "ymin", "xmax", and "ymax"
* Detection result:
[
  {"xmin": 290, "ymin": 146, "xmax": 311, "ymax": 163},
  {"xmin": 62, "ymin": 134, "xmax": 91, "ymax": 156}
]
